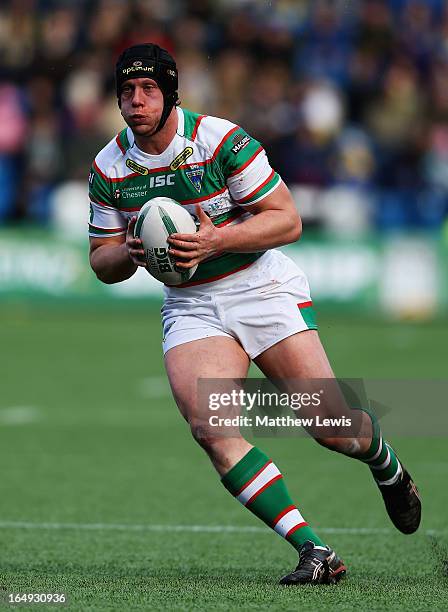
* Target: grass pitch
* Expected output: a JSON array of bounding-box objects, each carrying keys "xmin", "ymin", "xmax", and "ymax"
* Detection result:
[{"xmin": 0, "ymin": 306, "xmax": 447, "ymax": 610}]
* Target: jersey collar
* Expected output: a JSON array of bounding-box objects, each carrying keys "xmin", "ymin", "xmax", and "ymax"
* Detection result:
[
  {"xmin": 125, "ymin": 108, "xmax": 183, "ymax": 160},
  {"xmin": 176, "ymin": 106, "xmax": 185, "ymax": 137}
]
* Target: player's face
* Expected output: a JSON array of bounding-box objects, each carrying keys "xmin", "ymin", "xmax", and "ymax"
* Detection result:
[{"xmin": 120, "ymin": 78, "xmax": 164, "ymax": 137}]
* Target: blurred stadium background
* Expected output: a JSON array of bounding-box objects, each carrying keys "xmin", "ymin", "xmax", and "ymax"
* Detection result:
[
  {"xmin": 0, "ymin": 0, "xmax": 447, "ymax": 315},
  {"xmin": 1, "ymin": 1, "xmax": 448, "ymax": 609}
]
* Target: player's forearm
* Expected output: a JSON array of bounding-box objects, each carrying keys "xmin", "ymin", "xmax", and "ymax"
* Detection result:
[
  {"xmin": 90, "ymin": 243, "xmax": 137, "ymax": 284},
  {"xmin": 217, "ymin": 210, "xmax": 301, "ymax": 253}
]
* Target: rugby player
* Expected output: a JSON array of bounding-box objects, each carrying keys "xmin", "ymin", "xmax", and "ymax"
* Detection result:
[{"xmin": 88, "ymin": 43, "xmax": 421, "ymax": 585}]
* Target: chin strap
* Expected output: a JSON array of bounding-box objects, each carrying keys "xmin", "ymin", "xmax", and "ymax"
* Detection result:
[
  {"xmin": 153, "ymin": 92, "xmax": 178, "ymax": 134},
  {"xmin": 152, "ymin": 45, "xmax": 177, "ymax": 135}
]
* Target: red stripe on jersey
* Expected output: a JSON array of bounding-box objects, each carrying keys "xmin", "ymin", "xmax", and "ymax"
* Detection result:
[
  {"xmin": 109, "ymin": 172, "xmax": 142, "ymax": 183},
  {"xmin": 92, "ymin": 161, "xmax": 141, "ymax": 184},
  {"xmin": 115, "ymin": 133, "xmax": 126, "ymax": 155},
  {"xmin": 272, "ymin": 505, "xmax": 296, "ymax": 528},
  {"xmin": 245, "ymin": 474, "xmax": 283, "ymax": 506},
  {"xmin": 228, "ymin": 146, "xmax": 263, "ymax": 178},
  {"xmin": 237, "ymin": 169, "xmax": 275, "ymax": 204},
  {"xmin": 107, "ymin": 159, "xmax": 207, "ymax": 181},
  {"xmin": 191, "ymin": 115, "xmax": 206, "ymax": 141},
  {"xmin": 214, "ymin": 209, "xmax": 245, "ymax": 227},
  {"xmin": 98, "ymin": 126, "xmax": 241, "ymax": 183},
  {"xmin": 235, "ymin": 461, "xmax": 272, "ymax": 497},
  {"xmin": 298, "ymin": 301, "xmax": 313, "ymax": 309},
  {"xmin": 90, "ymin": 195, "xmax": 115, "ymax": 209},
  {"xmin": 157, "ymin": 127, "xmax": 239, "ymax": 173},
  {"xmin": 179, "ymin": 185, "xmax": 227, "ymax": 205},
  {"xmin": 89, "ymin": 225, "xmax": 126, "ymax": 233},
  {"xmin": 89, "ymin": 193, "xmax": 110, "ymax": 210},
  {"xmin": 211, "ymin": 126, "xmax": 239, "ymax": 162},
  {"xmin": 286, "ymin": 522, "xmax": 309, "ymax": 538},
  {"xmin": 93, "ymin": 160, "xmax": 110, "ymax": 181},
  {"xmin": 173, "ymin": 260, "xmax": 257, "ymax": 288}
]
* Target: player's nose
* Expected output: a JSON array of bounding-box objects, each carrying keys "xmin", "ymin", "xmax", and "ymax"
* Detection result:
[{"xmin": 131, "ymin": 87, "xmax": 145, "ymax": 106}]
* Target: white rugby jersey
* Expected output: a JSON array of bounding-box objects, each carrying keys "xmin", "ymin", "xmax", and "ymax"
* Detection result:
[{"xmin": 88, "ymin": 107, "xmax": 281, "ymax": 286}]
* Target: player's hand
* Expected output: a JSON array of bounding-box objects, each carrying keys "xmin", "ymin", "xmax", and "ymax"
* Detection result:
[
  {"xmin": 126, "ymin": 216, "xmax": 146, "ymax": 267},
  {"xmin": 167, "ymin": 205, "xmax": 222, "ymax": 269}
]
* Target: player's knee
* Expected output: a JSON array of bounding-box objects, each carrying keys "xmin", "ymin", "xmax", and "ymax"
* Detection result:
[{"xmin": 190, "ymin": 423, "xmax": 222, "ymax": 452}]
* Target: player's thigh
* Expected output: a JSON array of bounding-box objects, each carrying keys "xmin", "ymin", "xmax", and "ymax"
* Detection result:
[
  {"xmin": 164, "ymin": 336, "xmax": 250, "ymax": 422},
  {"xmin": 254, "ymin": 329, "xmax": 334, "ymax": 379},
  {"xmin": 254, "ymin": 330, "xmax": 341, "ymax": 422}
]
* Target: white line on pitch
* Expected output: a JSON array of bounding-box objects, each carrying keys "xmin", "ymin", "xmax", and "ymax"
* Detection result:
[
  {"xmin": 0, "ymin": 521, "xmax": 443, "ymax": 537},
  {"xmin": 0, "ymin": 406, "xmax": 40, "ymax": 426}
]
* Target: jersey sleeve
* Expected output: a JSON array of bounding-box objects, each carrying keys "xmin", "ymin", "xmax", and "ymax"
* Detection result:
[
  {"xmin": 218, "ymin": 127, "xmax": 282, "ymax": 206},
  {"xmin": 88, "ymin": 162, "xmax": 127, "ymax": 238}
]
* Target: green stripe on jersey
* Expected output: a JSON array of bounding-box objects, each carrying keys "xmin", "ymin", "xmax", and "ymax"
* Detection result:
[
  {"xmin": 112, "ymin": 170, "xmax": 224, "ymax": 210},
  {"xmin": 117, "ymin": 128, "xmax": 130, "ymax": 153},
  {"xmin": 212, "ymin": 208, "xmax": 243, "ymax": 226},
  {"xmin": 89, "ymin": 165, "xmax": 112, "ymax": 206},
  {"xmin": 217, "ymin": 127, "xmax": 265, "ymax": 177},
  {"xmin": 239, "ymin": 172, "xmax": 280, "ymax": 205},
  {"xmin": 184, "ymin": 251, "xmax": 264, "ymax": 285},
  {"xmin": 183, "ymin": 109, "xmax": 203, "ymax": 140},
  {"xmin": 182, "ymin": 109, "xmax": 268, "ymax": 184},
  {"xmin": 88, "ymin": 225, "xmax": 125, "ymax": 237},
  {"xmin": 300, "ymin": 305, "xmax": 318, "ymax": 330}
]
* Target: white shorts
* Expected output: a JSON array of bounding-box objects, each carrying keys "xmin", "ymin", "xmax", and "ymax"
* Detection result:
[{"xmin": 161, "ymin": 249, "xmax": 317, "ymax": 359}]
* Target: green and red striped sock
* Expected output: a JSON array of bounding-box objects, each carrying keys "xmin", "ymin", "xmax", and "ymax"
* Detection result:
[
  {"xmin": 357, "ymin": 411, "xmax": 403, "ymax": 485},
  {"xmin": 222, "ymin": 447, "xmax": 325, "ymax": 551}
]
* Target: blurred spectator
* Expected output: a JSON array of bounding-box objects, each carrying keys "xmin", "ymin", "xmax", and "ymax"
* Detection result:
[
  {"xmin": 39, "ymin": 6, "xmax": 81, "ymax": 63},
  {"xmin": 0, "ymin": 84, "xmax": 27, "ymax": 220},
  {"xmin": 397, "ymin": 1, "xmax": 437, "ymax": 70},
  {"xmin": 239, "ymin": 62, "xmax": 294, "ymax": 143},
  {"xmin": 365, "ymin": 58, "xmax": 424, "ymax": 151},
  {"xmin": 211, "ymin": 49, "xmax": 252, "ymax": 120},
  {"xmin": 271, "ymin": 80, "xmax": 343, "ymax": 186},
  {"xmin": 173, "ymin": 17, "xmax": 217, "ymax": 111},
  {"xmin": 87, "ymin": 1, "xmax": 129, "ymax": 50},
  {"xmin": 334, "ymin": 127, "xmax": 376, "ymax": 187},
  {"xmin": 20, "ymin": 76, "xmax": 62, "ymax": 222},
  {"xmin": 293, "ymin": 0, "xmax": 356, "ymax": 85},
  {"xmin": 0, "ymin": 0, "xmax": 36, "ymax": 71},
  {"xmin": 0, "ymin": 0, "xmax": 446, "ymax": 230}
]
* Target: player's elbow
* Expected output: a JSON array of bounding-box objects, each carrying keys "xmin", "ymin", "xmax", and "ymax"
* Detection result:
[
  {"xmin": 90, "ymin": 265, "xmax": 108, "ymax": 284},
  {"xmin": 91, "ymin": 263, "xmax": 119, "ymax": 285},
  {"xmin": 95, "ymin": 271, "xmax": 116, "ymax": 285},
  {"xmin": 89, "ymin": 256, "xmax": 115, "ymax": 285},
  {"xmin": 286, "ymin": 213, "xmax": 302, "ymax": 244}
]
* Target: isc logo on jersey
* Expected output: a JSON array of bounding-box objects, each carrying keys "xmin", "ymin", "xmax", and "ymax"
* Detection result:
[{"xmin": 148, "ymin": 174, "xmax": 175, "ymax": 188}]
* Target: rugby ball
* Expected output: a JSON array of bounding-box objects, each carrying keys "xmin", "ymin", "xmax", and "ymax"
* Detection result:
[{"xmin": 134, "ymin": 197, "xmax": 198, "ymax": 285}]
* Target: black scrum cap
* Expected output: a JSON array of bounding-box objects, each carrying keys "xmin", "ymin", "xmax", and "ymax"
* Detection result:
[{"xmin": 116, "ymin": 43, "xmax": 179, "ymax": 134}]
